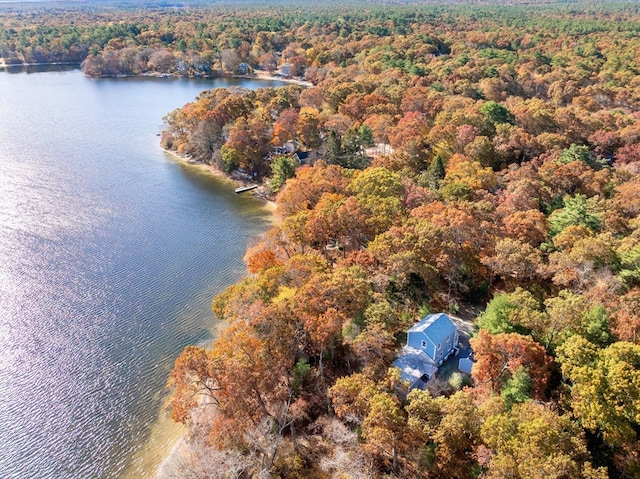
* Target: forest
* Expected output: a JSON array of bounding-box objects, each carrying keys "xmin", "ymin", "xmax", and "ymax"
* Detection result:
[{"xmin": 3, "ymin": 1, "xmax": 639, "ymax": 478}]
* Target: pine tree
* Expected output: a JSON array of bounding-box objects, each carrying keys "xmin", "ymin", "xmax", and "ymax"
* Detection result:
[{"xmin": 427, "ymin": 154, "xmax": 446, "ymax": 189}]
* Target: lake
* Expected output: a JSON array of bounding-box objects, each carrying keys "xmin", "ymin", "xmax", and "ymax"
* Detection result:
[{"xmin": 0, "ymin": 68, "xmax": 284, "ymax": 478}]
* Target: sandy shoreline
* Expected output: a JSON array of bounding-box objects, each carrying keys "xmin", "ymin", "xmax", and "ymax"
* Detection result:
[
  {"xmin": 234, "ymin": 70, "xmax": 313, "ymax": 87},
  {"xmin": 140, "ymin": 70, "xmax": 312, "ymax": 89}
]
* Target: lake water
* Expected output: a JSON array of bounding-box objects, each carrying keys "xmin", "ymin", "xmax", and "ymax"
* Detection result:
[{"xmin": 0, "ymin": 68, "xmax": 284, "ymax": 478}]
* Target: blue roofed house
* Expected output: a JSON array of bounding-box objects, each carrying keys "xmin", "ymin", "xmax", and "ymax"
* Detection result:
[
  {"xmin": 394, "ymin": 313, "xmax": 459, "ymax": 390},
  {"xmin": 408, "ymin": 313, "xmax": 459, "ymax": 366}
]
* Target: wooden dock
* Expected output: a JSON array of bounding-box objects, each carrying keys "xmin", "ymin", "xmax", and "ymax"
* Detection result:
[{"xmin": 235, "ymin": 184, "xmax": 259, "ymax": 194}]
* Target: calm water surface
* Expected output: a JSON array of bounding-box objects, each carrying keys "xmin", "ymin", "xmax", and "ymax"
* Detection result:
[{"xmin": 0, "ymin": 68, "xmax": 283, "ymax": 478}]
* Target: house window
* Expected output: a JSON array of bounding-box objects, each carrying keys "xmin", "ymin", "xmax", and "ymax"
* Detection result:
[
  {"xmin": 437, "ymin": 344, "xmax": 441, "ymax": 350},
  {"xmin": 446, "ymin": 335, "xmax": 450, "ymax": 342},
  {"xmin": 421, "ymin": 340, "xmax": 426, "ymax": 348}
]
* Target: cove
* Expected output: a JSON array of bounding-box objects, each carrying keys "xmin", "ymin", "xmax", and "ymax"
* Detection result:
[{"xmin": 0, "ymin": 68, "xmax": 285, "ymax": 478}]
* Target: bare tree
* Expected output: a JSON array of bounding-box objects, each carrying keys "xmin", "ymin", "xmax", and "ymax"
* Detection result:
[
  {"xmin": 220, "ymin": 48, "xmax": 240, "ymax": 73},
  {"xmin": 156, "ymin": 437, "xmax": 252, "ymax": 479}
]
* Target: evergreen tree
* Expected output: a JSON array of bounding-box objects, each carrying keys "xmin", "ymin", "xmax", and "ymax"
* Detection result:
[
  {"xmin": 426, "ymin": 154, "xmax": 446, "ymax": 189},
  {"xmin": 326, "ymin": 130, "xmax": 342, "ymax": 165}
]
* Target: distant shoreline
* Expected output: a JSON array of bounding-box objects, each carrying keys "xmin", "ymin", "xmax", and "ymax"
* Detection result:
[
  {"xmin": 233, "ymin": 70, "xmax": 313, "ymax": 87},
  {"xmin": 0, "ymin": 59, "xmax": 312, "ymax": 88},
  {"xmin": 0, "ymin": 59, "xmax": 80, "ymax": 69}
]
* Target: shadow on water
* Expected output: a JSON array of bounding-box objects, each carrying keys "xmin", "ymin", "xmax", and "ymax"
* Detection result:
[
  {"xmin": 1, "ymin": 63, "xmax": 80, "ymax": 74},
  {"xmin": 168, "ymin": 154, "xmax": 274, "ymax": 227}
]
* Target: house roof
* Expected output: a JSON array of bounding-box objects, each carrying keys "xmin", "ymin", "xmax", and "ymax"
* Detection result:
[
  {"xmin": 393, "ymin": 346, "xmax": 438, "ymax": 386},
  {"xmin": 408, "ymin": 313, "xmax": 457, "ymax": 345}
]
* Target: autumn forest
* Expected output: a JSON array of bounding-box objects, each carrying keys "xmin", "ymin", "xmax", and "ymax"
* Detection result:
[{"xmin": 2, "ymin": 1, "xmax": 639, "ymax": 478}]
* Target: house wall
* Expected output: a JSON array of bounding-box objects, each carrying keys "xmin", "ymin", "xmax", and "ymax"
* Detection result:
[
  {"xmin": 408, "ymin": 328, "xmax": 457, "ymax": 364},
  {"xmin": 439, "ymin": 331, "xmax": 457, "ymax": 363},
  {"xmin": 407, "ymin": 331, "xmax": 436, "ymax": 359},
  {"xmin": 426, "ymin": 336, "xmax": 437, "ymax": 360}
]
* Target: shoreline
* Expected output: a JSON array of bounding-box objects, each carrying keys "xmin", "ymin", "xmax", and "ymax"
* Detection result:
[
  {"xmin": 232, "ymin": 70, "xmax": 313, "ymax": 87},
  {"xmin": 0, "ymin": 59, "xmax": 313, "ymax": 88},
  {"xmin": 161, "ymin": 147, "xmax": 276, "ymax": 212},
  {"xmin": 121, "ymin": 392, "xmax": 186, "ymax": 479},
  {"xmin": 0, "ymin": 59, "xmax": 81, "ymax": 68},
  {"xmin": 150, "ymin": 149, "xmax": 277, "ymax": 478}
]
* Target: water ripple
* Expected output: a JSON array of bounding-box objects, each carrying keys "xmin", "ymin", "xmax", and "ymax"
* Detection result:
[{"xmin": 0, "ymin": 70, "xmax": 272, "ymax": 478}]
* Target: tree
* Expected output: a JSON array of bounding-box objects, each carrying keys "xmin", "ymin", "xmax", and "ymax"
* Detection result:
[
  {"xmin": 502, "ymin": 209, "xmax": 548, "ymax": 246},
  {"xmin": 157, "ymin": 443, "xmax": 252, "ymax": 479},
  {"xmin": 328, "ymin": 373, "xmax": 377, "ymax": 425},
  {"xmin": 389, "ymin": 111, "xmax": 430, "ymax": 151},
  {"xmin": 361, "ymin": 392, "xmax": 406, "ymax": 471},
  {"xmin": 304, "ymin": 192, "xmax": 347, "ymax": 248},
  {"xmin": 442, "ymin": 155, "xmax": 498, "ymax": 192},
  {"xmin": 148, "ymin": 48, "xmax": 175, "ymax": 72},
  {"xmin": 269, "ymin": 155, "xmax": 299, "ymax": 193},
  {"xmin": 351, "ymin": 322, "xmax": 397, "ymax": 380},
  {"xmin": 470, "ymin": 330, "xmax": 553, "ymax": 400},
  {"xmin": 339, "ymin": 127, "xmax": 370, "ymax": 169},
  {"xmin": 493, "ymin": 124, "xmax": 541, "ymax": 165},
  {"xmin": 224, "ymin": 115, "xmax": 270, "ymax": 176},
  {"xmin": 168, "ymin": 345, "xmax": 217, "ymax": 424},
  {"xmin": 212, "ymin": 320, "xmax": 298, "ymax": 458},
  {"xmin": 220, "ymin": 145, "xmax": 242, "ymax": 172},
  {"xmin": 271, "ymin": 108, "xmax": 299, "ymax": 145},
  {"xmin": 358, "ymin": 124, "xmax": 374, "ymax": 149},
  {"xmin": 481, "ymin": 402, "xmax": 607, "ymax": 479},
  {"xmin": 295, "ymin": 266, "xmax": 371, "ymax": 375},
  {"xmin": 476, "ymin": 288, "xmax": 543, "ymax": 336},
  {"xmin": 483, "ymin": 237, "xmax": 543, "ymax": 286},
  {"xmin": 364, "ymin": 113, "xmax": 394, "ymax": 146},
  {"xmin": 455, "ymin": 124, "xmax": 479, "ymax": 154},
  {"xmin": 366, "ymin": 219, "xmax": 441, "ymax": 299},
  {"xmin": 325, "ymin": 130, "xmax": 342, "ymax": 165},
  {"xmin": 543, "ymin": 290, "xmax": 591, "ymax": 350},
  {"xmin": 500, "ymin": 366, "xmax": 532, "ymax": 409},
  {"xmin": 220, "ymin": 48, "xmax": 240, "ymax": 73},
  {"xmin": 327, "ymin": 124, "xmax": 374, "ymax": 170},
  {"xmin": 548, "ymin": 194, "xmax": 603, "ymax": 237},
  {"xmin": 480, "ymin": 100, "xmax": 514, "ymax": 126},
  {"xmin": 558, "ymin": 338, "xmax": 640, "ymax": 451},
  {"xmin": 426, "ymin": 154, "xmax": 446, "ymax": 190},
  {"xmin": 348, "ymin": 167, "xmax": 406, "ymax": 234},
  {"xmin": 559, "ymin": 144, "xmax": 608, "ymax": 170},
  {"xmin": 244, "ymin": 246, "xmax": 282, "ymax": 274},
  {"xmin": 611, "ymin": 287, "xmax": 640, "ymax": 343},
  {"xmin": 406, "ymin": 390, "xmax": 482, "ymax": 479},
  {"xmin": 296, "ymin": 106, "xmax": 321, "ymax": 148},
  {"xmin": 465, "ymin": 135, "xmax": 496, "ymax": 169},
  {"xmin": 617, "ymin": 239, "xmax": 640, "ymax": 289},
  {"xmin": 496, "ymin": 166, "xmax": 548, "ymax": 216},
  {"xmin": 258, "ymin": 51, "xmax": 277, "ymax": 73},
  {"xmin": 275, "ymin": 162, "xmax": 349, "ymax": 219}
]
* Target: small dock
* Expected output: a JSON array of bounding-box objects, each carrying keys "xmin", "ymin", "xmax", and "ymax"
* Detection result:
[{"xmin": 235, "ymin": 184, "xmax": 259, "ymax": 194}]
